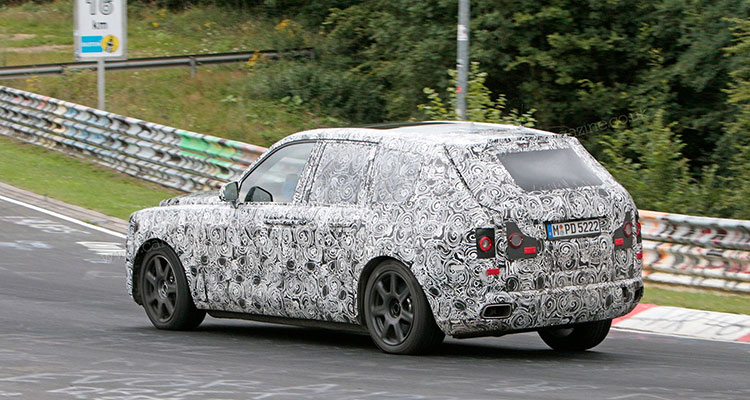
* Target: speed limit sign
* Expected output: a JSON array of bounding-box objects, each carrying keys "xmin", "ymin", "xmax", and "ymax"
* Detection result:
[{"xmin": 74, "ymin": 0, "xmax": 127, "ymax": 60}]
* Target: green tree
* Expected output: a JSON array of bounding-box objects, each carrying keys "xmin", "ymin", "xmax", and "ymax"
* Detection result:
[
  {"xmin": 597, "ymin": 109, "xmax": 696, "ymax": 213},
  {"xmin": 722, "ymin": 18, "xmax": 750, "ymax": 218},
  {"xmin": 418, "ymin": 62, "xmax": 536, "ymax": 126}
]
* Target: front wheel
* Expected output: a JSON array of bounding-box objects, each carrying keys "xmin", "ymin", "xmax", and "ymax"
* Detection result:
[
  {"xmin": 364, "ymin": 260, "xmax": 444, "ymax": 354},
  {"xmin": 538, "ymin": 319, "xmax": 612, "ymax": 351},
  {"xmin": 139, "ymin": 244, "xmax": 205, "ymax": 330}
]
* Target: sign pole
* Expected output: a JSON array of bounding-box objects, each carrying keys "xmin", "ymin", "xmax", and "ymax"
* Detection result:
[
  {"xmin": 97, "ymin": 59, "xmax": 105, "ymax": 110},
  {"xmin": 456, "ymin": 0, "xmax": 470, "ymax": 121},
  {"xmin": 74, "ymin": 0, "xmax": 126, "ymax": 110}
]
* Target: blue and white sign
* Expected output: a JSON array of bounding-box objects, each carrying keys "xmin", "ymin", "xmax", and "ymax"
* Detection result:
[{"xmin": 74, "ymin": 0, "xmax": 127, "ymax": 60}]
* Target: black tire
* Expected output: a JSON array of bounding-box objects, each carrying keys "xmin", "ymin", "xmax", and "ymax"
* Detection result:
[
  {"xmin": 538, "ymin": 319, "xmax": 612, "ymax": 351},
  {"xmin": 139, "ymin": 244, "xmax": 205, "ymax": 330},
  {"xmin": 364, "ymin": 260, "xmax": 444, "ymax": 354}
]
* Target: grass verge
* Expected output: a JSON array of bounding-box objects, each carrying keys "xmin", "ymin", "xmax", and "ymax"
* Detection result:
[
  {"xmin": 8, "ymin": 63, "xmax": 339, "ymax": 147},
  {"xmin": 0, "ymin": 136, "xmax": 180, "ymax": 220},
  {"xmin": 643, "ymin": 284, "xmax": 750, "ymax": 315}
]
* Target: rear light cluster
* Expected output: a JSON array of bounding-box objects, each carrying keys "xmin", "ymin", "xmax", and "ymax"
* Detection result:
[
  {"xmin": 623, "ymin": 221, "xmax": 633, "ymax": 237},
  {"xmin": 508, "ymin": 232, "xmax": 523, "ymax": 248},
  {"xmin": 635, "ymin": 213, "xmax": 642, "ymax": 243},
  {"xmin": 475, "ymin": 224, "xmax": 542, "ymax": 276},
  {"xmin": 506, "ymin": 222, "xmax": 542, "ymax": 261},
  {"xmin": 475, "ymin": 228, "xmax": 496, "ymax": 259},
  {"xmin": 479, "ymin": 236, "xmax": 493, "ymax": 252},
  {"xmin": 614, "ymin": 211, "xmax": 636, "ymax": 248}
]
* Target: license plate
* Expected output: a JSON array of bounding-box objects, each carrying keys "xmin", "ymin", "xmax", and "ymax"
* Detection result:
[{"xmin": 546, "ymin": 218, "xmax": 602, "ymax": 239}]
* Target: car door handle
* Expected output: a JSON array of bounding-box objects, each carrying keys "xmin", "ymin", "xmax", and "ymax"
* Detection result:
[
  {"xmin": 264, "ymin": 218, "xmax": 307, "ymax": 226},
  {"xmin": 329, "ymin": 222, "xmax": 356, "ymax": 229}
]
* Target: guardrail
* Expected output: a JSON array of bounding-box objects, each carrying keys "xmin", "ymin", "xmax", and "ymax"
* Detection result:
[
  {"xmin": 0, "ymin": 85, "xmax": 748, "ymax": 294},
  {"xmin": 0, "ymin": 48, "xmax": 315, "ymax": 80},
  {"xmin": 0, "ymin": 85, "xmax": 266, "ymax": 192},
  {"xmin": 641, "ymin": 211, "xmax": 750, "ymax": 293}
]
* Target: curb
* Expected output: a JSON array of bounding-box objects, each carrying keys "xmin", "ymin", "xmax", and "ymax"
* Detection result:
[
  {"xmin": 0, "ymin": 181, "xmax": 128, "ymax": 234},
  {"xmin": 613, "ymin": 303, "xmax": 750, "ymax": 343}
]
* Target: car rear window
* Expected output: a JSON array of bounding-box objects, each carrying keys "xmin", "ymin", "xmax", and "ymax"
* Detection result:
[{"xmin": 497, "ymin": 148, "xmax": 602, "ymax": 191}]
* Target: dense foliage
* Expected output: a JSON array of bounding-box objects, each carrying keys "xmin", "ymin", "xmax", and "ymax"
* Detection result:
[
  {"xmin": 3, "ymin": 0, "xmax": 749, "ymax": 218},
  {"xmin": 318, "ymin": 0, "xmax": 750, "ymax": 219}
]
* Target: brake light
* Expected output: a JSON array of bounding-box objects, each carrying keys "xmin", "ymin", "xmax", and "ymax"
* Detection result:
[
  {"xmin": 475, "ymin": 228, "xmax": 496, "ymax": 259},
  {"xmin": 523, "ymin": 247, "xmax": 537, "ymax": 255},
  {"xmin": 614, "ymin": 238, "xmax": 625, "ymax": 246},
  {"xmin": 479, "ymin": 236, "xmax": 493, "ymax": 252},
  {"xmin": 623, "ymin": 221, "xmax": 633, "ymax": 237},
  {"xmin": 636, "ymin": 222, "xmax": 641, "ymax": 236},
  {"xmin": 508, "ymin": 232, "xmax": 524, "ymax": 248}
]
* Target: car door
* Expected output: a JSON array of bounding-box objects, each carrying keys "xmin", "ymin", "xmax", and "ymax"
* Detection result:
[
  {"xmin": 297, "ymin": 140, "xmax": 377, "ymax": 323},
  {"xmin": 216, "ymin": 141, "xmax": 318, "ymax": 317}
]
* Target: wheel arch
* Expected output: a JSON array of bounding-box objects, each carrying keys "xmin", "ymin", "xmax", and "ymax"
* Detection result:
[
  {"xmin": 356, "ymin": 256, "xmax": 398, "ymax": 326},
  {"xmin": 355, "ymin": 255, "xmax": 443, "ymax": 329}
]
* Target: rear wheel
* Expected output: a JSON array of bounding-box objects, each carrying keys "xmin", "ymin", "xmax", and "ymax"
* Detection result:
[
  {"xmin": 139, "ymin": 245, "xmax": 205, "ymax": 330},
  {"xmin": 364, "ymin": 260, "xmax": 444, "ymax": 354},
  {"xmin": 538, "ymin": 319, "xmax": 612, "ymax": 351}
]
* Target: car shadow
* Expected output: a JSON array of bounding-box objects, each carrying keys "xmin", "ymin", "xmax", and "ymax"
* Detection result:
[{"xmin": 124, "ymin": 320, "xmax": 626, "ymax": 363}]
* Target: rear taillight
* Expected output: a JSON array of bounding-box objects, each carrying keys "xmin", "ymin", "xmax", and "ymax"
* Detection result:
[
  {"xmin": 506, "ymin": 222, "xmax": 542, "ymax": 260},
  {"xmin": 623, "ymin": 221, "xmax": 633, "ymax": 237},
  {"xmin": 635, "ymin": 215, "xmax": 642, "ymax": 243},
  {"xmin": 614, "ymin": 211, "xmax": 635, "ymax": 248},
  {"xmin": 479, "ymin": 236, "xmax": 493, "ymax": 252},
  {"xmin": 508, "ymin": 232, "xmax": 523, "ymax": 248},
  {"xmin": 475, "ymin": 228, "xmax": 496, "ymax": 259}
]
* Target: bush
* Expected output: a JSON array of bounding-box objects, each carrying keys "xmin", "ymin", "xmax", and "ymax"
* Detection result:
[{"xmin": 254, "ymin": 60, "xmax": 386, "ymax": 124}]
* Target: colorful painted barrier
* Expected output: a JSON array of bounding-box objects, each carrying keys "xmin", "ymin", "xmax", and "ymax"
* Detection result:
[
  {"xmin": 640, "ymin": 210, "xmax": 750, "ymax": 293},
  {"xmin": 1, "ymin": 86, "xmax": 749, "ymax": 294},
  {"xmin": 0, "ymin": 86, "xmax": 266, "ymax": 192}
]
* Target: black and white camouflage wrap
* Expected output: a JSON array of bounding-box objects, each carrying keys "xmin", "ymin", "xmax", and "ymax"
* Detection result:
[{"xmin": 125, "ymin": 123, "xmax": 643, "ymax": 337}]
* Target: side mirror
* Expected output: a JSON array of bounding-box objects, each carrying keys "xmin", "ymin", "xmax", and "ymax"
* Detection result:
[
  {"xmin": 219, "ymin": 181, "xmax": 239, "ymax": 202},
  {"xmin": 248, "ymin": 186, "xmax": 273, "ymax": 203}
]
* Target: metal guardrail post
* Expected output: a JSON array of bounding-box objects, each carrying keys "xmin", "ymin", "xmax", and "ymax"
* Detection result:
[{"xmin": 189, "ymin": 56, "xmax": 197, "ymax": 78}]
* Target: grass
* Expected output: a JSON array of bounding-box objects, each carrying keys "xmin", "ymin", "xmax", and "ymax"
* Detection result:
[
  {"xmin": 0, "ymin": 136, "xmax": 180, "ymax": 220},
  {"xmin": 0, "ymin": 0, "xmax": 312, "ymax": 59},
  {"xmin": 11, "ymin": 63, "xmax": 336, "ymax": 146},
  {"xmin": 643, "ymin": 284, "xmax": 750, "ymax": 315}
]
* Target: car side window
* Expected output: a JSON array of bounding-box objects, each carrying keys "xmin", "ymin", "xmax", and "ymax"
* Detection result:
[
  {"xmin": 308, "ymin": 142, "xmax": 374, "ymax": 205},
  {"xmin": 239, "ymin": 142, "xmax": 315, "ymax": 203},
  {"xmin": 371, "ymin": 149, "xmax": 421, "ymax": 204}
]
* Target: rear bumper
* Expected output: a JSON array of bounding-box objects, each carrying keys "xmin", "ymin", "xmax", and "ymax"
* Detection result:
[{"xmin": 444, "ymin": 277, "xmax": 643, "ymax": 338}]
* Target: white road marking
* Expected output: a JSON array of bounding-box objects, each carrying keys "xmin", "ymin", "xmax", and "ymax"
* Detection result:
[
  {"xmin": 77, "ymin": 241, "xmax": 126, "ymax": 257},
  {"xmin": 0, "ymin": 194, "xmax": 125, "ymax": 239},
  {"xmin": 0, "ymin": 240, "xmax": 51, "ymax": 251},
  {"xmin": 0, "ymin": 216, "xmax": 89, "ymax": 235}
]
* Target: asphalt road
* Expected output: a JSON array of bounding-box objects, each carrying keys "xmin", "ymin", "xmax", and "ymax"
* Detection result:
[{"xmin": 0, "ymin": 197, "xmax": 748, "ymax": 400}]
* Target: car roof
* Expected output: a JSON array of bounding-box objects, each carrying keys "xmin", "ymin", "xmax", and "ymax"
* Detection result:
[{"xmin": 280, "ymin": 121, "xmax": 558, "ymax": 148}]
